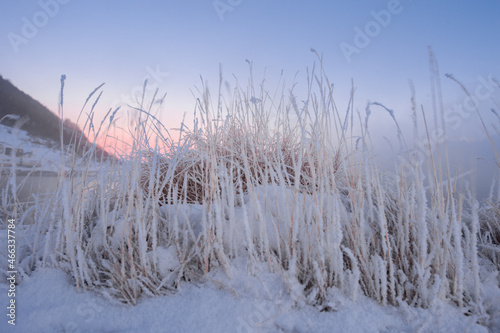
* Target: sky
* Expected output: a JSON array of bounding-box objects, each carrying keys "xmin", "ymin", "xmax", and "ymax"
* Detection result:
[{"xmin": 1, "ymin": 0, "xmax": 499, "ymax": 155}]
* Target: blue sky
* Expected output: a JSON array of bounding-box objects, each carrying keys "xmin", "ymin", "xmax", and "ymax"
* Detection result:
[{"xmin": 1, "ymin": 0, "xmax": 499, "ymax": 146}]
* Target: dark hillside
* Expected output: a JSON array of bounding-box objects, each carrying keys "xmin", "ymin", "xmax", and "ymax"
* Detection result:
[{"xmin": 0, "ymin": 75, "xmax": 113, "ymax": 159}]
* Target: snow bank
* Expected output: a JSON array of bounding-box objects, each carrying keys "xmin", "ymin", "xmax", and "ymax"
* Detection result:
[{"xmin": 0, "ymin": 263, "xmax": 492, "ymax": 333}]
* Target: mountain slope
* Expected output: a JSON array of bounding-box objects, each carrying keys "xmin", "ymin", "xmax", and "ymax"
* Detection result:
[{"xmin": 0, "ymin": 75, "xmax": 112, "ymax": 160}]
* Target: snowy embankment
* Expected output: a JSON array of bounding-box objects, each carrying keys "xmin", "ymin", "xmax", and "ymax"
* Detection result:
[
  {"xmin": 0, "ymin": 122, "xmax": 88, "ymax": 173},
  {"xmin": 0, "ymin": 263, "xmax": 497, "ymax": 332},
  {"xmin": 0, "ymin": 122, "xmax": 101, "ymax": 206}
]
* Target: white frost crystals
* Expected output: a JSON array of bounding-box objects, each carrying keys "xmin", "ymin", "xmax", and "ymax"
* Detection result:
[{"xmin": 157, "ymin": 184, "xmax": 348, "ymax": 259}]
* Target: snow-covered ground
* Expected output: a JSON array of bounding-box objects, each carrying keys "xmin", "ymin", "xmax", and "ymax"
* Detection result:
[
  {"xmin": 0, "ymin": 123, "xmax": 100, "ymax": 204},
  {"xmin": 0, "ymin": 123, "xmax": 102, "ymax": 172},
  {"xmin": 1, "ymin": 261, "xmax": 497, "ymax": 333},
  {"xmin": 0, "ymin": 123, "xmax": 72, "ymax": 173}
]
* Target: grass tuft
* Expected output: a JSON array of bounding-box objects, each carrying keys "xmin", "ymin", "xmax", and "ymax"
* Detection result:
[{"xmin": 2, "ymin": 60, "xmax": 499, "ymax": 329}]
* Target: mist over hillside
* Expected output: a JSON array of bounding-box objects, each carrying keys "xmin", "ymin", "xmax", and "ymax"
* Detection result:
[{"xmin": 372, "ymin": 135, "xmax": 500, "ymax": 202}]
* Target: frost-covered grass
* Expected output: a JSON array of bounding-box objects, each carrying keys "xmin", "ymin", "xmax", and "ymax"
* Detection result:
[{"xmin": 2, "ymin": 62, "xmax": 500, "ymax": 330}]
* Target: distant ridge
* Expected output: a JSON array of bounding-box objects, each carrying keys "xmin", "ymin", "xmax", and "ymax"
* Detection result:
[{"xmin": 0, "ymin": 75, "xmax": 113, "ymax": 160}]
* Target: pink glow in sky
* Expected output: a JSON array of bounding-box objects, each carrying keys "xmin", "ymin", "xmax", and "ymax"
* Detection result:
[{"xmin": 1, "ymin": 0, "xmax": 499, "ymax": 149}]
